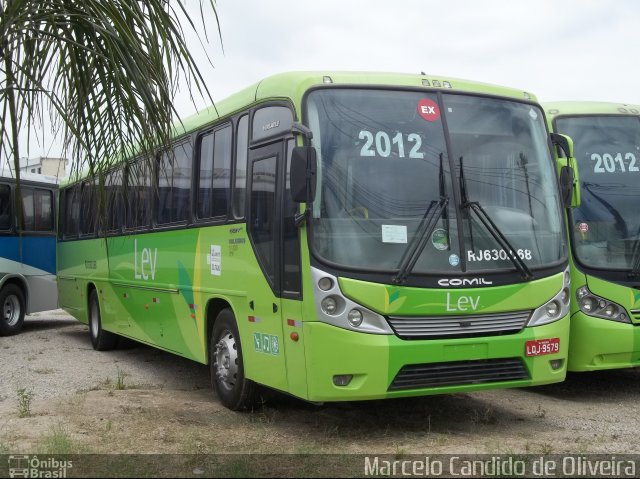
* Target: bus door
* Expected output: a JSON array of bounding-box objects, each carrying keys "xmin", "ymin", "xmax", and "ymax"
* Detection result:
[{"xmin": 246, "ymin": 139, "xmax": 288, "ymax": 392}]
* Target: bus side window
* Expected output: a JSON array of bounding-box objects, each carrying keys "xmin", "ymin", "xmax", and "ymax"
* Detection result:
[
  {"xmin": 158, "ymin": 141, "xmax": 192, "ymax": 224},
  {"xmin": 127, "ymin": 159, "xmax": 151, "ymax": 229},
  {"xmin": 197, "ymin": 124, "xmax": 231, "ymax": 219},
  {"xmin": 233, "ymin": 115, "xmax": 249, "ymax": 219},
  {"xmin": 283, "ymin": 139, "xmax": 301, "ymax": 296},
  {"xmin": 106, "ymin": 167, "xmax": 124, "ymax": 233},
  {"xmin": 80, "ymin": 180, "xmax": 97, "ymax": 235},
  {"xmin": 63, "ymin": 185, "xmax": 80, "ymax": 238},
  {"xmin": 35, "ymin": 189, "xmax": 54, "ymax": 232},
  {"xmin": 0, "ymin": 184, "xmax": 12, "ymax": 230},
  {"xmin": 20, "ymin": 188, "xmax": 35, "ymax": 231}
]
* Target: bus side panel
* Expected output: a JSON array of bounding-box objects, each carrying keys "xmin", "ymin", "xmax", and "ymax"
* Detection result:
[
  {"xmin": 57, "ymin": 237, "xmax": 108, "ymax": 323},
  {"xmin": 196, "ymin": 226, "xmax": 289, "ymax": 392},
  {"xmin": 106, "ymin": 231, "xmax": 203, "ymax": 360},
  {"xmin": 21, "ymin": 235, "xmax": 57, "ymax": 313}
]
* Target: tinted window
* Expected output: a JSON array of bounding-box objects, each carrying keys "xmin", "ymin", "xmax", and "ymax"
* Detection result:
[
  {"xmin": 106, "ymin": 167, "xmax": 124, "ymax": 232},
  {"xmin": 126, "ymin": 159, "xmax": 151, "ymax": 229},
  {"xmin": 283, "ymin": 140, "xmax": 301, "ymax": 294},
  {"xmin": 0, "ymin": 184, "xmax": 10, "ymax": 230},
  {"xmin": 63, "ymin": 186, "xmax": 80, "ymax": 238},
  {"xmin": 197, "ymin": 125, "xmax": 231, "ymax": 219},
  {"xmin": 35, "ymin": 189, "xmax": 53, "ymax": 231},
  {"xmin": 158, "ymin": 142, "xmax": 193, "ymax": 224},
  {"xmin": 21, "ymin": 188, "xmax": 35, "ymax": 231},
  {"xmin": 233, "ymin": 115, "xmax": 249, "ymax": 218},
  {"xmin": 80, "ymin": 180, "xmax": 97, "ymax": 235},
  {"xmin": 249, "ymin": 156, "xmax": 277, "ymax": 285}
]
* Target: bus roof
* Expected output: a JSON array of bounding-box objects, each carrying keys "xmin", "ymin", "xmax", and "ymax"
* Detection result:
[
  {"xmin": 0, "ymin": 170, "xmax": 61, "ymax": 185},
  {"xmin": 544, "ymin": 101, "xmax": 640, "ymax": 119},
  {"xmin": 177, "ymin": 71, "xmax": 539, "ymax": 136},
  {"xmin": 62, "ymin": 71, "xmax": 539, "ymax": 186}
]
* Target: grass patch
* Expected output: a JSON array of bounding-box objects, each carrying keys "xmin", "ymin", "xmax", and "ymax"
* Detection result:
[
  {"xmin": 16, "ymin": 388, "xmax": 34, "ymax": 418},
  {"xmin": 39, "ymin": 424, "xmax": 75, "ymax": 454},
  {"xmin": 115, "ymin": 368, "xmax": 128, "ymax": 390}
]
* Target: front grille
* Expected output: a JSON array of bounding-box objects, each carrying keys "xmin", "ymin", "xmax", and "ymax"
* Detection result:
[
  {"xmin": 387, "ymin": 310, "xmax": 531, "ymax": 340},
  {"xmin": 388, "ymin": 358, "xmax": 529, "ymax": 391},
  {"xmin": 631, "ymin": 310, "xmax": 640, "ymax": 322}
]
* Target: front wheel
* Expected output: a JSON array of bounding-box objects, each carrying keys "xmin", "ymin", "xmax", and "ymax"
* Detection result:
[
  {"xmin": 88, "ymin": 289, "xmax": 117, "ymax": 351},
  {"xmin": 0, "ymin": 284, "xmax": 26, "ymax": 336},
  {"xmin": 210, "ymin": 308, "xmax": 257, "ymax": 410}
]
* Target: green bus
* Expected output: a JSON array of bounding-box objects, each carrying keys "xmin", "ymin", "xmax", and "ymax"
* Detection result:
[
  {"xmin": 58, "ymin": 72, "xmax": 574, "ymax": 410},
  {"xmin": 546, "ymin": 101, "xmax": 640, "ymax": 371}
]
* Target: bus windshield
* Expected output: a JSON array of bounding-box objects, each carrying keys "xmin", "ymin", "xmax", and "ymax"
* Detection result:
[
  {"xmin": 556, "ymin": 115, "xmax": 640, "ymax": 271},
  {"xmin": 307, "ymin": 89, "xmax": 565, "ymax": 277}
]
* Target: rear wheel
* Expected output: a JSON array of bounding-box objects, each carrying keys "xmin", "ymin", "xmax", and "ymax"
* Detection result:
[
  {"xmin": 210, "ymin": 308, "xmax": 257, "ymax": 410},
  {"xmin": 0, "ymin": 284, "xmax": 26, "ymax": 336},
  {"xmin": 88, "ymin": 289, "xmax": 117, "ymax": 351}
]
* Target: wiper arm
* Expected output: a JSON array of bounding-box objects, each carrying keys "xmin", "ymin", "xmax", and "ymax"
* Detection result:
[
  {"xmin": 464, "ymin": 201, "xmax": 533, "ymax": 280},
  {"xmin": 458, "ymin": 157, "xmax": 531, "ymax": 280},
  {"xmin": 393, "ymin": 196, "xmax": 449, "ymax": 284},
  {"xmin": 627, "ymin": 225, "xmax": 640, "ymax": 278}
]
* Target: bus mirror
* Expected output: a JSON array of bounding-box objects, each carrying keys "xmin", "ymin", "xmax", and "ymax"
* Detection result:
[
  {"xmin": 551, "ymin": 133, "xmax": 580, "ymax": 208},
  {"xmin": 559, "ymin": 166, "xmax": 573, "ymax": 209},
  {"xmin": 550, "ymin": 133, "xmax": 574, "ymax": 159},
  {"xmin": 568, "ymin": 155, "xmax": 581, "ymax": 207},
  {"xmin": 290, "ymin": 146, "xmax": 317, "ymax": 203}
]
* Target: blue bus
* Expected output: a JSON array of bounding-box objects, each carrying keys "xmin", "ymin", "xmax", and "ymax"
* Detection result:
[{"xmin": 0, "ymin": 172, "xmax": 58, "ymax": 335}]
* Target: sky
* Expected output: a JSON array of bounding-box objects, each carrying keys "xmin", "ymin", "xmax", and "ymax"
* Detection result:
[{"xmin": 17, "ymin": 0, "xmax": 640, "ymax": 161}]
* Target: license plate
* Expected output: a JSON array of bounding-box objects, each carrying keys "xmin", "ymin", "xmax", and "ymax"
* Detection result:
[{"xmin": 525, "ymin": 338, "xmax": 560, "ymax": 357}]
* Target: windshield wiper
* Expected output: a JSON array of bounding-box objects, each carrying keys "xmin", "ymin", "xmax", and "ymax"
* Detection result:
[
  {"xmin": 459, "ymin": 158, "xmax": 533, "ymax": 281},
  {"xmin": 392, "ymin": 196, "xmax": 449, "ymax": 285},
  {"xmin": 627, "ymin": 224, "xmax": 640, "ymax": 278}
]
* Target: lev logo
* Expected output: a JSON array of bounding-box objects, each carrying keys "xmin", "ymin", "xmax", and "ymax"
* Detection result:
[
  {"xmin": 446, "ymin": 292, "xmax": 480, "ymax": 312},
  {"xmin": 134, "ymin": 239, "xmax": 158, "ymax": 281}
]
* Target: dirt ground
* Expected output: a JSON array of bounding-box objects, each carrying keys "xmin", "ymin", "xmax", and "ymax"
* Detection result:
[{"xmin": 2, "ymin": 310, "xmax": 640, "ymax": 457}]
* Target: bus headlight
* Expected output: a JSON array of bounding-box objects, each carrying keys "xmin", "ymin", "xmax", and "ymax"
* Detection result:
[
  {"xmin": 528, "ymin": 268, "xmax": 571, "ymax": 327},
  {"xmin": 575, "ymin": 285, "xmax": 630, "ymax": 323},
  {"xmin": 347, "ymin": 309, "xmax": 364, "ymax": 327},
  {"xmin": 312, "ymin": 267, "xmax": 393, "ymax": 335}
]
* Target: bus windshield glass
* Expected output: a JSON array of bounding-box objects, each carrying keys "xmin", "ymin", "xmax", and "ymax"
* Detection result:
[
  {"xmin": 307, "ymin": 89, "xmax": 565, "ymax": 276},
  {"xmin": 556, "ymin": 115, "xmax": 640, "ymax": 270}
]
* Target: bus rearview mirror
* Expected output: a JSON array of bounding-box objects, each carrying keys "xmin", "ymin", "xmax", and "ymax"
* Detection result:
[{"xmin": 290, "ymin": 146, "xmax": 317, "ymax": 203}]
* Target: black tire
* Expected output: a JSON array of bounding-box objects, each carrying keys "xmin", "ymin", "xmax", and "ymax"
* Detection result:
[
  {"xmin": 88, "ymin": 289, "xmax": 118, "ymax": 351},
  {"xmin": 0, "ymin": 284, "xmax": 26, "ymax": 336},
  {"xmin": 210, "ymin": 308, "xmax": 257, "ymax": 410}
]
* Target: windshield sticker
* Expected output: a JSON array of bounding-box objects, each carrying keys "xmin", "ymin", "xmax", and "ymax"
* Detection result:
[
  {"xmin": 382, "ymin": 225, "xmax": 408, "ymax": 244},
  {"xmin": 467, "ymin": 249, "xmax": 533, "ymax": 262},
  {"xmin": 417, "ymin": 99, "xmax": 441, "ymax": 122},
  {"xmin": 590, "ymin": 152, "xmax": 638, "ymax": 174},
  {"xmin": 577, "ymin": 222, "xmax": 589, "ymax": 234},
  {"xmin": 358, "ymin": 130, "xmax": 425, "ymax": 159},
  {"xmin": 529, "ymin": 108, "xmax": 538, "ymax": 120},
  {"xmin": 431, "ymin": 229, "xmax": 449, "ymax": 251},
  {"xmin": 449, "ymin": 254, "xmax": 460, "ymax": 267}
]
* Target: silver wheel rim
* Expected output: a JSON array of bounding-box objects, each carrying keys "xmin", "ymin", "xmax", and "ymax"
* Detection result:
[
  {"xmin": 3, "ymin": 294, "xmax": 21, "ymax": 327},
  {"xmin": 90, "ymin": 299, "xmax": 99, "ymax": 339},
  {"xmin": 214, "ymin": 329, "xmax": 239, "ymax": 391}
]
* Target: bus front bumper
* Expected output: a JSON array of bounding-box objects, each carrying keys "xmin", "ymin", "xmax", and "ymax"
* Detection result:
[
  {"xmin": 568, "ymin": 311, "xmax": 640, "ymax": 371},
  {"xmin": 303, "ymin": 315, "xmax": 569, "ymax": 402}
]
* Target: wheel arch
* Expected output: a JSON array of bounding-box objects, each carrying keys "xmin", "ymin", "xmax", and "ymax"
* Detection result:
[
  {"xmin": 205, "ymin": 296, "xmax": 239, "ymax": 364},
  {"xmin": 0, "ymin": 274, "xmax": 29, "ymax": 312}
]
